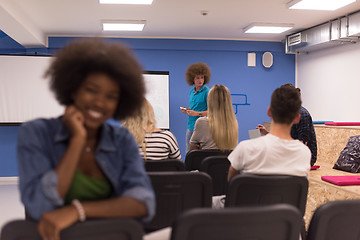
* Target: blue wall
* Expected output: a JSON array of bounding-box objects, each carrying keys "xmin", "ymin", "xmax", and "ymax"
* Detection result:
[
  {"xmin": 0, "ymin": 30, "xmax": 25, "ymax": 54},
  {"xmin": 0, "ymin": 34, "xmax": 295, "ymax": 177}
]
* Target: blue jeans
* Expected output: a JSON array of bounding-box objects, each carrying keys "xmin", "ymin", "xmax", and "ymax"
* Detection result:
[{"xmin": 186, "ymin": 129, "xmax": 194, "ymax": 153}]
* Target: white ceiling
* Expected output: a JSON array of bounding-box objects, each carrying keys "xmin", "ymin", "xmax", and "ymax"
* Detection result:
[{"xmin": 1, "ymin": 0, "xmax": 360, "ymax": 47}]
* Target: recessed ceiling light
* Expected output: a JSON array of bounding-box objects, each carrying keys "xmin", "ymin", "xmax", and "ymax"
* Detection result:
[
  {"xmin": 102, "ymin": 20, "xmax": 146, "ymax": 31},
  {"xmin": 244, "ymin": 23, "xmax": 294, "ymax": 34},
  {"xmin": 287, "ymin": 0, "xmax": 355, "ymax": 10},
  {"xmin": 99, "ymin": 0, "xmax": 153, "ymax": 4}
]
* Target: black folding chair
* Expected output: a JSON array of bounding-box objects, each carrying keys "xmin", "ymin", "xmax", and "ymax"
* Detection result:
[
  {"xmin": 144, "ymin": 171, "xmax": 212, "ymax": 232},
  {"xmin": 306, "ymin": 199, "xmax": 360, "ymax": 240},
  {"xmin": 199, "ymin": 155, "xmax": 230, "ymax": 196},
  {"xmin": 171, "ymin": 204, "xmax": 303, "ymax": 240},
  {"xmin": 185, "ymin": 149, "xmax": 231, "ymax": 171},
  {"xmin": 145, "ymin": 159, "xmax": 185, "ymax": 172},
  {"xmin": 1, "ymin": 218, "xmax": 144, "ymax": 240},
  {"xmin": 225, "ymin": 174, "xmax": 308, "ymax": 239}
]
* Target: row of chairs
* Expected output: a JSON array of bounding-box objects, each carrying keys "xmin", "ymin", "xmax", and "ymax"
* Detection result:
[
  {"xmin": 144, "ymin": 172, "xmax": 308, "ymax": 233},
  {"xmin": 175, "ymin": 199, "xmax": 360, "ymax": 240},
  {"xmin": 145, "ymin": 149, "xmax": 231, "ymax": 171},
  {"xmin": 0, "ymin": 150, "xmax": 339, "ymax": 239},
  {"xmin": 145, "ymin": 149, "xmax": 230, "ymax": 170},
  {"xmin": 0, "ymin": 172, "xmax": 306, "ymax": 237},
  {"xmin": 3, "ymin": 199, "xmax": 360, "ymax": 240}
]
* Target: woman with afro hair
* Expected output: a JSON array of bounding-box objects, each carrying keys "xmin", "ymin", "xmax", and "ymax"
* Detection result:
[
  {"xmin": 181, "ymin": 62, "xmax": 211, "ymax": 153},
  {"xmin": 16, "ymin": 38, "xmax": 155, "ymax": 239}
]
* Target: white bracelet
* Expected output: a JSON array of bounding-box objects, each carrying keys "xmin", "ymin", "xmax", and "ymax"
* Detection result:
[{"xmin": 72, "ymin": 199, "xmax": 86, "ymax": 222}]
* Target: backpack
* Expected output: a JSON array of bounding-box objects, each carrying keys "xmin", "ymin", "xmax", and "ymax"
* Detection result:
[{"xmin": 333, "ymin": 135, "xmax": 360, "ymax": 173}]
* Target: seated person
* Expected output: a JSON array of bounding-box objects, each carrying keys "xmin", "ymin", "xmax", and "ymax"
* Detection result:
[
  {"xmin": 190, "ymin": 84, "xmax": 238, "ymax": 151},
  {"xmin": 123, "ymin": 98, "xmax": 182, "ymax": 161},
  {"xmin": 228, "ymin": 84, "xmax": 311, "ymax": 181},
  {"xmin": 17, "ymin": 39, "xmax": 155, "ymax": 239},
  {"xmin": 257, "ymin": 83, "xmax": 317, "ymax": 166}
]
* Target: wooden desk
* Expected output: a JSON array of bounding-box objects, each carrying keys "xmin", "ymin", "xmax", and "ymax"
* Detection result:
[
  {"xmin": 305, "ymin": 163, "xmax": 360, "ymax": 227},
  {"xmin": 315, "ymin": 124, "xmax": 360, "ymax": 165},
  {"xmin": 304, "ymin": 125, "xmax": 360, "ymax": 228}
]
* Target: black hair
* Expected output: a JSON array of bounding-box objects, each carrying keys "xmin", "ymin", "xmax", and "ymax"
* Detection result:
[
  {"xmin": 46, "ymin": 38, "xmax": 145, "ymax": 120},
  {"xmin": 270, "ymin": 85, "xmax": 302, "ymax": 124}
]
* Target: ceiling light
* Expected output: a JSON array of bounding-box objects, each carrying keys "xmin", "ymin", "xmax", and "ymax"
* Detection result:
[
  {"xmin": 287, "ymin": 0, "xmax": 356, "ymax": 10},
  {"xmin": 102, "ymin": 20, "xmax": 146, "ymax": 31},
  {"xmin": 99, "ymin": 0, "xmax": 153, "ymax": 4},
  {"xmin": 244, "ymin": 23, "xmax": 294, "ymax": 34}
]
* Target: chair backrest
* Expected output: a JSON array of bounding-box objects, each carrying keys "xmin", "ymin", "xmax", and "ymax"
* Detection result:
[
  {"xmin": 144, "ymin": 159, "xmax": 185, "ymax": 172},
  {"xmin": 185, "ymin": 149, "xmax": 231, "ymax": 171},
  {"xmin": 170, "ymin": 204, "xmax": 303, "ymax": 240},
  {"xmin": 225, "ymin": 174, "xmax": 308, "ymax": 216},
  {"xmin": 144, "ymin": 171, "xmax": 212, "ymax": 232},
  {"xmin": 306, "ymin": 199, "xmax": 360, "ymax": 240},
  {"xmin": 0, "ymin": 218, "xmax": 143, "ymax": 240},
  {"xmin": 199, "ymin": 155, "xmax": 230, "ymax": 196}
]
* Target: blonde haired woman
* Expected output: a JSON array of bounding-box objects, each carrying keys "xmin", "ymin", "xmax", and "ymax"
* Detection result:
[
  {"xmin": 123, "ymin": 99, "xmax": 182, "ymax": 161},
  {"xmin": 190, "ymin": 84, "xmax": 238, "ymax": 151}
]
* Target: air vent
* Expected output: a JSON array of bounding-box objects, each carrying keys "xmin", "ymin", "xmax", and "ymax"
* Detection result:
[
  {"xmin": 287, "ymin": 33, "xmax": 302, "ymax": 46},
  {"xmin": 286, "ymin": 11, "xmax": 360, "ymax": 54}
]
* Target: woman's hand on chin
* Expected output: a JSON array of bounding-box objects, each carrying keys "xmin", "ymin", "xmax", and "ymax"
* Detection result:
[{"xmin": 63, "ymin": 105, "xmax": 87, "ymax": 139}]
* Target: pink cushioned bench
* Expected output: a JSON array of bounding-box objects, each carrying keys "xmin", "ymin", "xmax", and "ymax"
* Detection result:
[{"xmin": 325, "ymin": 122, "xmax": 360, "ymax": 126}]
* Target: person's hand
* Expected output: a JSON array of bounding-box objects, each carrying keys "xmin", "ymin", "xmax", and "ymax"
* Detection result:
[
  {"xmin": 189, "ymin": 143, "xmax": 201, "ymax": 151},
  {"xmin": 180, "ymin": 107, "xmax": 187, "ymax": 114},
  {"xmin": 38, "ymin": 206, "xmax": 79, "ymax": 240},
  {"xmin": 62, "ymin": 105, "xmax": 86, "ymax": 138},
  {"xmin": 186, "ymin": 110, "xmax": 198, "ymax": 116},
  {"xmin": 256, "ymin": 124, "xmax": 269, "ymax": 136}
]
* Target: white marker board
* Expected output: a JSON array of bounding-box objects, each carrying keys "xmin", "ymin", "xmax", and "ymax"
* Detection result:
[{"xmin": 0, "ymin": 55, "xmax": 169, "ymax": 129}]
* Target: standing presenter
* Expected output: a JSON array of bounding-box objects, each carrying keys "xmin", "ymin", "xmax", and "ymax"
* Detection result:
[{"xmin": 181, "ymin": 62, "xmax": 211, "ymax": 153}]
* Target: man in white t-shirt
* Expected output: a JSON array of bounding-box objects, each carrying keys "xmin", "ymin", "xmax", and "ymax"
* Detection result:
[{"xmin": 228, "ymin": 85, "xmax": 311, "ymax": 181}]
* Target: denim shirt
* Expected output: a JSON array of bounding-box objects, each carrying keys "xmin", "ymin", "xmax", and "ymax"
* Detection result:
[
  {"xmin": 17, "ymin": 117, "xmax": 155, "ymax": 222},
  {"xmin": 187, "ymin": 85, "xmax": 210, "ymax": 130}
]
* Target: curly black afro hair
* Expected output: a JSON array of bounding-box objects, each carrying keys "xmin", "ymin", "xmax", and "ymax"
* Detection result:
[
  {"xmin": 45, "ymin": 38, "xmax": 145, "ymax": 120},
  {"xmin": 185, "ymin": 62, "xmax": 211, "ymax": 86}
]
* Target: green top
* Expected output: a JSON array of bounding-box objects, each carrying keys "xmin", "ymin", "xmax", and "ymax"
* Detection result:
[{"xmin": 65, "ymin": 170, "xmax": 112, "ymax": 205}]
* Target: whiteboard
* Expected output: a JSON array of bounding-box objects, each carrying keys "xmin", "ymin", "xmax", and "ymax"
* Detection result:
[
  {"xmin": 0, "ymin": 55, "xmax": 169, "ymax": 129},
  {"xmin": 143, "ymin": 72, "xmax": 169, "ymax": 129}
]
